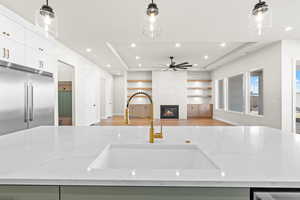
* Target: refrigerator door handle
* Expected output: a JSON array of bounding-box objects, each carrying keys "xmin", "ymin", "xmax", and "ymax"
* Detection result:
[
  {"xmin": 24, "ymin": 82, "xmax": 28, "ymax": 123},
  {"xmin": 29, "ymin": 84, "xmax": 34, "ymax": 121}
]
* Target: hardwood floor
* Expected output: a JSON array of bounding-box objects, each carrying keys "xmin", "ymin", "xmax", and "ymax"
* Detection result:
[{"xmin": 96, "ymin": 116, "xmax": 231, "ymax": 126}]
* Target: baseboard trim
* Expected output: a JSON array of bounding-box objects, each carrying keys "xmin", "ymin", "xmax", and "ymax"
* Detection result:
[{"xmin": 213, "ymin": 116, "xmax": 239, "ymax": 126}]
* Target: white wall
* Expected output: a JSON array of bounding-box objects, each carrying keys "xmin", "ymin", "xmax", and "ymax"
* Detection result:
[
  {"xmin": 152, "ymin": 71, "xmax": 188, "ymax": 119},
  {"xmin": 128, "ymin": 71, "xmax": 152, "ymax": 80},
  {"xmin": 281, "ymin": 40, "xmax": 300, "ymax": 132},
  {"xmin": 58, "ymin": 62, "xmax": 74, "ymax": 82},
  {"xmin": 296, "ymin": 93, "xmax": 300, "ymax": 108},
  {"xmin": 212, "ymin": 42, "xmax": 282, "ymax": 128},
  {"xmin": 55, "ymin": 43, "xmax": 113, "ymax": 126},
  {"xmin": 188, "ymin": 71, "xmax": 211, "ymax": 80}
]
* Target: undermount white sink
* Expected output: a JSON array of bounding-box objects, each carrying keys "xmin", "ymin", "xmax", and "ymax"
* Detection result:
[{"xmin": 88, "ymin": 144, "xmax": 219, "ymax": 171}]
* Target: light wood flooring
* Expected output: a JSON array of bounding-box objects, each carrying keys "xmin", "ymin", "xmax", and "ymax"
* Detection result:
[{"xmin": 96, "ymin": 116, "xmax": 231, "ymax": 126}]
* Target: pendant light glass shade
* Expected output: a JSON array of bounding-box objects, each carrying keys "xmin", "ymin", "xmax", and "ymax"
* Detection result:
[
  {"xmin": 249, "ymin": 0, "xmax": 272, "ymax": 36},
  {"xmin": 35, "ymin": 0, "xmax": 58, "ymax": 38},
  {"xmin": 142, "ymin": 0, "xmax": 162, "ymax": 39}
]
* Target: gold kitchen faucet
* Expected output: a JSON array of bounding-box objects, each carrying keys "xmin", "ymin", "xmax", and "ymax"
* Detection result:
[{"xmin": 125, "ymin": 92, "xmax": 163, "ymax": 143}]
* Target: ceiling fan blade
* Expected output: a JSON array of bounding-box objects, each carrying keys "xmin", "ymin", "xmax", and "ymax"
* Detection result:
[
  {"xmin": 177, "ymin": 65, "xmax": 193, "ymax": 68},
  {"xmin": 157, "ymin": 64, "xmax": 169, "ymax": 67},
  {"xmin": 176, "ymin": 66, "xmax": 190, "ymax": 69},
  {"xmin": 178, "ymin": 68, "xmax": 188, "ymax": 70},
  {"xmin": 174, "ymin": 62, "xmax": 189, "ymax": 67}
]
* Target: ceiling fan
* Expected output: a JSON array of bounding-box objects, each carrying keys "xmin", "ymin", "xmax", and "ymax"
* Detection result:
[{"xmin": 161, "ymin": 57, "xmax": 193, "ymax": 71}]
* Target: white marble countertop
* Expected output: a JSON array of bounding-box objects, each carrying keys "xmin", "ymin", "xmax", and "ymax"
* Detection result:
[{"xmin": 0, "ymin": 126, "xmax": 300, "ymax": 187}]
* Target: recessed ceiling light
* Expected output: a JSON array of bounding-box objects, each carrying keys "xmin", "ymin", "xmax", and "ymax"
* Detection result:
[
  {"xmin": 204, "ymin": 55, "xmax": 209, "ymax": 60},
  {"xmin": 135, "ymin": 56, "xmax": 140, "ymax": 60},
  {"xmin": 194, "ymin": 64, "xmax": 199, "ymax": 67},
  {"xmin": 106, "ymin": 64, "xmax": 111, "ymax": 68},
  {"xmin": 86, "ymin": 48, "xmax": 92, "ymax": 52},
  {"xmin": 220, "ymin": 42, "xmax": 227, "ymax": 47},
  {"xmin": 138, "ymin": 64, "xmax": 142, "ymax": 67},
  {"xmin": 175, "ymin": 43, "xmax": 181, "ymax": 48},
  {"xmin": 285, "ymin": 26, "xmax": 294, "ymax": 32},
  {"xmin": 130, "ymin": 43, "xmax": 136, "ymax": 48}
]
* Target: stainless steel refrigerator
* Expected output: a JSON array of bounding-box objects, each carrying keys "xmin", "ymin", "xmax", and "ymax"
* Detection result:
[{"xmin": 0, "ymin": 60, "xmax": 55, "ymax": 135}]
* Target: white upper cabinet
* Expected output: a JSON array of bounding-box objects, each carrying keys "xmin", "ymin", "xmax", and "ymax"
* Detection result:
[
  {"xmin": 0, "ymin": 12, "xmax": 54, "ymax": 72},
  {"xmin": 0, "ymin": 37, "xmax": 25, "ymax": 65},
  {"xmin": 0, "ymin": 14, "xmax": 25, "ymax": 65},
  {"xmin": 24, "ymin": 29, "xmax": 53, "ymax": 72},
  {"xmin": 0, "ymin": 13, "xmax": 25, "ymax": 44},
  {"xmin": 25, "ymin": 29, "xmax": 52, "ymax": 54}
]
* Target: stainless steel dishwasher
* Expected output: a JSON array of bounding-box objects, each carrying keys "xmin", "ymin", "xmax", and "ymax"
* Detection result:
[{"xmin": 252, "ymin": 188, "xmax": 300, "ymax": 200}]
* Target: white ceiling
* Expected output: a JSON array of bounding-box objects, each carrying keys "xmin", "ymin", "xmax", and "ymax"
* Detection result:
[
  {"xmin": 111, "ymin": 42, "xmax": 244, "ymax": 71},
  {"xmin": 1, "ymin": 0, "xmax": 300, "ymax": 74}
]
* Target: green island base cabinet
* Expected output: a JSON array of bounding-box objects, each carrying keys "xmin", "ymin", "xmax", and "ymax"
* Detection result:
[
  {"xmin": 0, "ymin": 186, "xmax": 250, "ymax": 200},
  {"xmin": 0, "ymin": 186, "xmax": 59, "ymax": 200}
]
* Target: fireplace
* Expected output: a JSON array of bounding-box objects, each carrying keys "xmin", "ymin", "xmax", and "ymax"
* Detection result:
[{"xmin": 160, "ymin": 105, "xmax": 179, "ymax": 119}]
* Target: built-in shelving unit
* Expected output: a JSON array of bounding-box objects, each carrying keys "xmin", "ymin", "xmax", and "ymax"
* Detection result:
[
  {"xmin": 187, "ymin": 72, "xmax": 213, "ymax": 118},
  {"xmin": 128, "ymin": 88, "xmax": 152, "ymax": 91},
  {"xmin": 127, "ymin": 80, "xmax": 152, "ymax": 83},
  {"xmin": 127, "ymin": 78, "xmax": 152, "ymax": 104},
  {"xmin": 187, "ymin": 80, "xmax": 212, "ymax": 101},
  {"xmin": 187, "ymin": 95, "xmax": 212, "ymax": 98},
  {"xmin": 127, "ymin": 72, "xmax": 153, "ymax": 118},
  {"xmin": 127, "ymin": 95, "xmax": 152, "ymax": 98},
  {"xmin": 187, "ymin": 87, "xmax": 212, "ymax": 90},
  {"xmin": 187, "ymin": 80, "xmax": 212, "ymax": 82}
]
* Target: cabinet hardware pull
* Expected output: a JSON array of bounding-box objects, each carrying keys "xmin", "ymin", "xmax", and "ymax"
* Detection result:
[
  {"xmin": 7, "ymin": 49, "xmax": 10, "ymax": 59},
  {"xmin": 2, "ymin": 48, "xmax": 5, "ymax": 58}
]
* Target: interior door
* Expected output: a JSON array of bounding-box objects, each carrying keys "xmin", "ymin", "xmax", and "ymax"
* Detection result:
[
  {"xmin": 100, "ymin": 78, "xmax": 106, "ymax": 119},
  {"xmin": 0, "ymin": 67, "xmax": 28, "ymax": 135},
  {"xmin": 28, "ymin": 74, "xmax": 55, "ymax": 128}
]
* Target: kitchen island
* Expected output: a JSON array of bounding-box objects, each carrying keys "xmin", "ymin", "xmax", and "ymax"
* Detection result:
[{"xmin": 0, "ymin": 126, "xmax": 299, "ymax": 199}]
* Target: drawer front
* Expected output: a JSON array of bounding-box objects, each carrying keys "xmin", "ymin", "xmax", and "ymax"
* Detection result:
[
  {"xmin": 61, "ymin": 186, "xmax": 249, "ymax": 200},
  {"xmin": 0, "ymin": 186, "xmax": 59, "ymax": 200}
]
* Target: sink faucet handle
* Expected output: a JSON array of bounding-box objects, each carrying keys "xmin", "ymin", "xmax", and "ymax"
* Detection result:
[{"xmin": 154, "ymin": 123, "xmax": 163, "ymax": 139}]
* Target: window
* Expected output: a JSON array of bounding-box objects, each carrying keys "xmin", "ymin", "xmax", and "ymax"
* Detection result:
[
  {"xmin": 217, "ymin": 80, "xmax": 224, "ymax": 109},
  {"xmin": 249, "ymin": 70, "xmax": 263, "ymax": 115},
  {"xmin": 228, "ymin": 74, "xmax": 244, "ymax": 112}
]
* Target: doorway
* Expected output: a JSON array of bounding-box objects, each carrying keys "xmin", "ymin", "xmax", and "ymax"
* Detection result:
[
  {"xmin": 294, "ymin": 65, "xmax": 300, "ymax": 133},
  {"xmin": 100, "ymin": 78, "xmax": 106, "ymax": 119},
  {"xmin": 57, "ymin": 61, "xmax": 75, "ymax": 126}
]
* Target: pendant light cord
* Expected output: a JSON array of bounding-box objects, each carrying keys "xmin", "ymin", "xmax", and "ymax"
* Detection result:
[{"xmin": 46, "ymin": 0, "xmax": 49, "ymax": 6}]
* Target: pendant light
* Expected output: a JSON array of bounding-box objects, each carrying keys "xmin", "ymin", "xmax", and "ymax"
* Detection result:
[
  {"xmin": 142, "ymin": 0, "xmax": 162, "ymax": 39},
  {"xmin": 35, "ymin": 0, "xmax": 58, "ymax": 37},
  {"xmin": 250, "ymin": 0, "xmax": 272, "ymax": 36}
]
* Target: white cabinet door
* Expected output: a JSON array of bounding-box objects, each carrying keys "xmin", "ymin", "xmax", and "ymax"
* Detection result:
[
  {"xmin": 0, "ymin": 186, "xmax": 59, "ymax": 200},
  {"xmin": 24, "ymin": 29, "xmax": 53, "ymax": 72},
  {"xmin": 25, "ymin": 29, "xmax": 52, "ymax": 54},
  {"xmin": 0, "ymin": 35, "xmax": 25, "ymax": 65},
  {"xmin": 25, "ymin": 46, "xmax": 50, "ymax": 71},
  {"xmin": 61, "ymin": 186, "xmax": 250, "ymax": 200},
  {"xmin": 0, "ymin": 14, "xmax": 25, "ymax": 44},
  {"xmin": 24, "ymin": 45, "xmax": 39, "ymax": 69}
]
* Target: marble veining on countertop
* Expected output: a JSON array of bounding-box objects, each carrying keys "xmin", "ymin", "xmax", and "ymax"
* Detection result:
[{"xmin": 0, "ymin": 126, "xmax": 300, "ymax": 187}]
